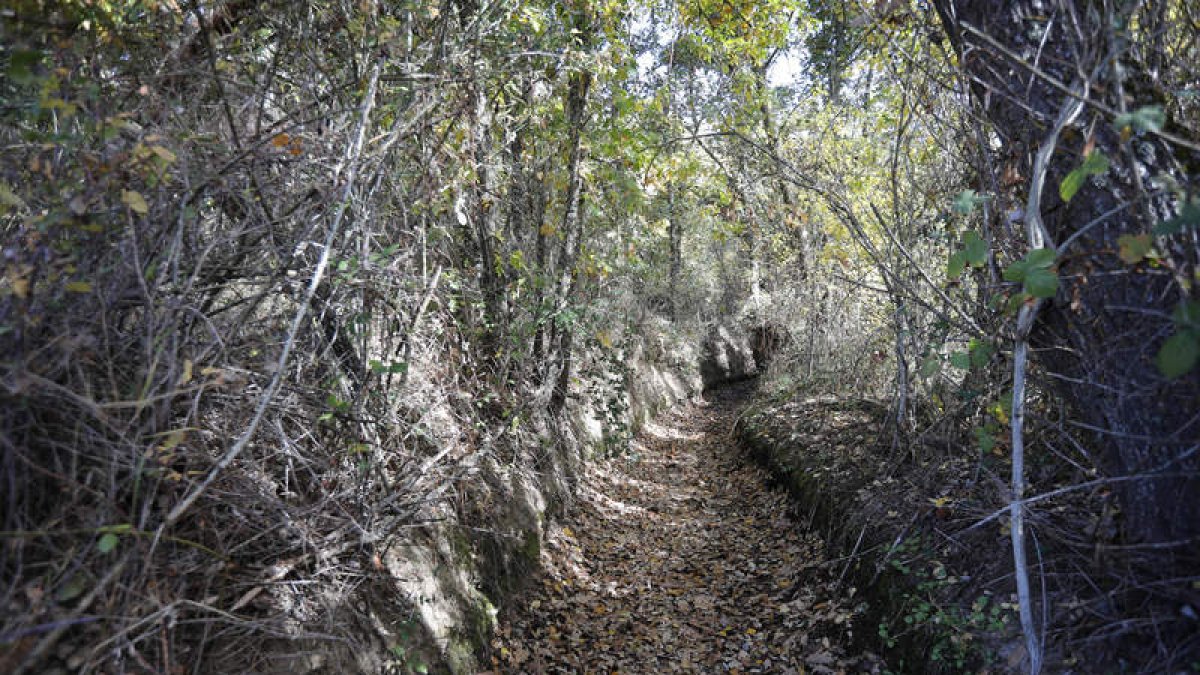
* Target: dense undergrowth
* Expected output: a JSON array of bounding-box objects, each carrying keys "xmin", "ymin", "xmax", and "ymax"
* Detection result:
[{"xmin": 3, "ymin": 0, "xmax": 1200, "ymax": 672}]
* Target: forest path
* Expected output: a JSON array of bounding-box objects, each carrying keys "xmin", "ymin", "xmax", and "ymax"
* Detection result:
[{"xmin": 487, "ymin": 385, "xmax": 884, "ymax": 674}]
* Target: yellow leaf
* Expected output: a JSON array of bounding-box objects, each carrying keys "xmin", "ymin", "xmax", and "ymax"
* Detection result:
[
  {"xmin": 150, "ymin": 145, "xmax": 176, "ymax": 163},
  {"xmin": 561, "ymin": 526, "xmax": 574, "ymax": 538},
  {"xmin": 160, "ymin": 429, "xmax": 187, "ymax": 451},
  {"xmin": 64, "ymin": 281, "xmax": 92, "ymax": 293},
  {"xmin": 121, "ymin": 190, "xmax": 149, "ymax": 214},
  {"xmin": 0, "ymin": 182, "xmax": 26, "ymax": 212},
  {"xmin": 539, "ymin": 223, "xmax": 557, "ymax": 237},
  {"xmin": 179, "ymin": 359, "xmax": 194, "ymax": 386},
  {"xmin": 11, "ymin": 277, "xmax": 30, "ymax": 299},
  {"xmin": 271, "ymin": 133, "xmax": 291, "ymax": 147}
]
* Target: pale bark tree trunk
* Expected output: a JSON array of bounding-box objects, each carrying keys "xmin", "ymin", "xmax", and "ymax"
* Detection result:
[{"xmin": 667, "ymin": 182, "xmax": 682, "ymax": 319}]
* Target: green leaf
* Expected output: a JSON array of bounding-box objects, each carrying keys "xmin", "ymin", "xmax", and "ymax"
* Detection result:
[
  {"xmin": 326, "ymin": 393, "xmax": 350, "ymax": 412},
  {"xmin": 1154, "ymin": 199, "xmax": 1200, "ymax": 236},
  {"xmin": 1004, "ymin": 248, "xmax": 1056, "ymax": 284},
  {"xmin": 919, "ymin": 356, "xmax": 940, "ymax": 379},
  {"xmin": 1080, "ymin": 149, "xmax": 1110, "ymax": 175},
  {"xmin": 1117, "ymin": 234, "xmax": 1153, "ymax": 264},
  {"xmin": 1024, "ymin": 267, "xmax": 1059, "ymax": 298},
  {"xmin": 1026, "ymin": 248, "xmax": 1057, "ymax": 268},
  {"xmin": 990, "ymin": 394, "xmax": 1013, "ymax": 423},
  {"xmin": 1060, "ymin": 151, "xmax": 1109, "ymax": 201},
  {"xmin": 946, "ymin": 251, "xmax": 968, "ymax": 281},
  {"xmin": 1114, "ymin": 106, "xmax": 1166, "ymax": 134},
  {"xmin": 1156, "ymin": 331, "xmax": 1199, "ymax": 379},
  {"xmin": 369, "ymin": 360, "xmax": 409, "ymax": 374},
  {"xmin": 97, "ymin": 533, "xmax": 119, "ymax": 554},
  {"xmin": 950, "ymin": 351, "xmax": 971, "ymax": 370},
  {"xmin": 974, "ymin": 427, "xmax": 996, "ymax": 453},
  {"xmin": 952, "ymin": 189, "xmax": 988, "ymax": 215},
  {"xmin": 7, "ymin": 50, "xmax": 43, "ymax": 85},
  {"xmin": 1059, "ymin": 168, "xmax": 1088, "ymax": 201},
  {"xmin": 1005, "ymin": 292, "xmax": 1031, "ymax": 315},
  {"xmin": 56, "ymin": 577, "xmax": 87, "ymax": 602},
  {"xmin": 969, "ymin": 339, "xmax": 994, "ymax": 368},
  {"xmin": 962, "ymin": 230, "xmax": 988, "ymax": 266},
  {"xmin": 1173, "ymin": 301, "xmax": 1200, "ymax": 330},
  {"xmin": 1003, "ymin": 260, "xmax": 1029, "ymax": 283}
]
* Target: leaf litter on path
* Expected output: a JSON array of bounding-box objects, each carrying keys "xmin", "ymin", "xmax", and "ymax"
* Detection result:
[{"xmin": 488, "ymin": 389, "xmax": 886, "ymax": 673}]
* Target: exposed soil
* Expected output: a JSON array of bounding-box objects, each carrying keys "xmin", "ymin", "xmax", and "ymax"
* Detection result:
[{"xmin": 486, "ymin": 386, "xmax": 885, "ymax": 673}]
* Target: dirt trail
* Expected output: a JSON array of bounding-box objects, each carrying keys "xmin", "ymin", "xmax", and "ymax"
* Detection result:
[{"xmin": 488, "ymin": 386, "xmax": 884, "ymax": 673}]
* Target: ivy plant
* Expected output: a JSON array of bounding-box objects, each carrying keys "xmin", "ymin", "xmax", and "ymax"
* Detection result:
[{"xmin": 1157, "ymin": 300, "xmax": 1200, "ymax": 379}]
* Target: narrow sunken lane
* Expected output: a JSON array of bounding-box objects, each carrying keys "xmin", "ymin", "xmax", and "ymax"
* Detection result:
[{"xmin": 488, "ymin": 386, "xmax": 884, "ymax": 673}]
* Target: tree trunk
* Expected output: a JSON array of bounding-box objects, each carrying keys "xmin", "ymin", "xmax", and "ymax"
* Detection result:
[
  {"xmin": 933, "ymin": 0, "xmax": 1200, "ymax": 546},
  {"xmin": 667, "ymin": 182, "xmax": 681, "ymax": 319},
  {"xmin": 549, "ymin": 66, "xmax": 593, "ymax": 411},
  {"xmin": 468, "ymin": 82, "xmax": 504, "ymax": 362}
]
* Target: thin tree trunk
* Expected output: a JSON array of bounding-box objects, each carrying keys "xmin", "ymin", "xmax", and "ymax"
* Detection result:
[
  {"xmin": 893, "ymin": 301, "xmax": 909, "ymax": 431},
  {"xmin": 548, "ymin": 65, "xmax": 593, "ymax": 411},
  {"xmin": 667, "ymin": 182, "xmax": 681, "ymax": 319},
  {"xmin": 468, "ymin": 82, "xmax": 504, "ymax": 361}
]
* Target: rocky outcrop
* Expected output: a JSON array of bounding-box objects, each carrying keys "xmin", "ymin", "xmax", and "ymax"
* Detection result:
[
  {"xmin": 699, "ymin": 323, "xmax": 759, "ymax": 390},
  {"xmin": 626, "ymin": 320, "xmax": 703, "ymax": 432}
]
